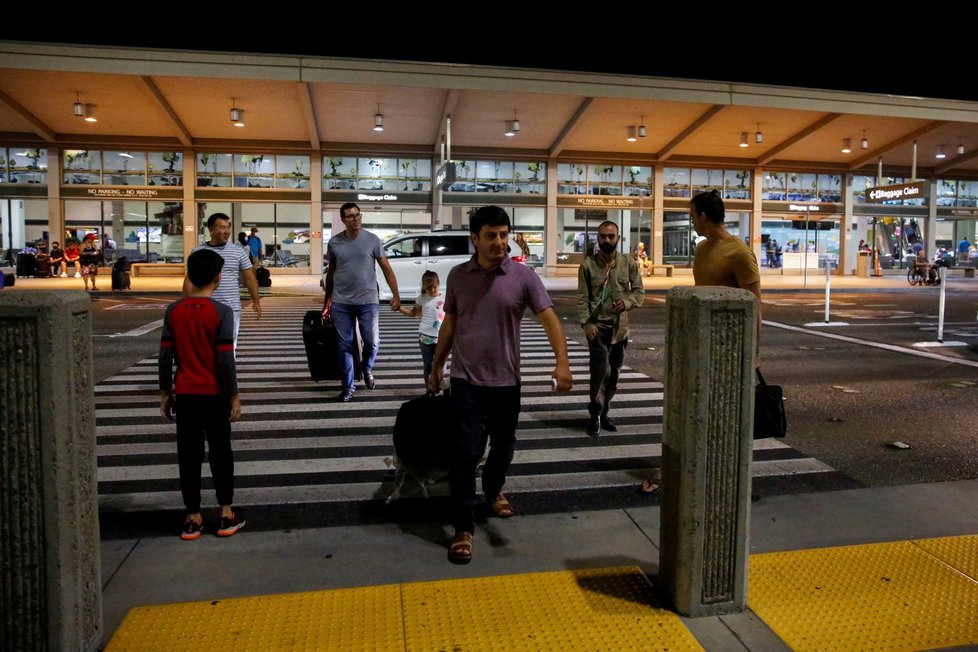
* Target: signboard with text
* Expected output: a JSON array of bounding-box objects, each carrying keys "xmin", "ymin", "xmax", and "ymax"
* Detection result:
[
  {"xmin": 558, "ymin": 196, "xmax": 644, "ymax": 209},
  {"xmin": 865, "ymin": 182, "xmax": 926, "ymax": 203}
]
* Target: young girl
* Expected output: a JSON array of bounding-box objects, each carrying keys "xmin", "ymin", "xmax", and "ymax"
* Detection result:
[{"xmin": 399, "ymin": 270, "xmax": 446, "ymax": 383}]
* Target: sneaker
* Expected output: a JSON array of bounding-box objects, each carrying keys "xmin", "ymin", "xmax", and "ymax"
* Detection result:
[
  {"xmin": 60, "ymin": 272, "xmax": 68, "ymax": 278},
  {"xmin": 217, "ymin": 511, "xmax": 245, "ymax": 537},
  {"xmin": 180, "ymin": 518, "xmax": 203, "ymax": 541},
  {"xmin": 74, "ymin": 272, "xmax": 81, "ymax": 278}
]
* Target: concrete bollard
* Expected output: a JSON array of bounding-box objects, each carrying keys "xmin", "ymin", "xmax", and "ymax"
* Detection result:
[
  {"xmin": 0, "ymin": 291, "xmax": 102, "ymax": 651},
  {"xmin": 658, "ymin": 286, "xmax": 756, "ymax": 617}
]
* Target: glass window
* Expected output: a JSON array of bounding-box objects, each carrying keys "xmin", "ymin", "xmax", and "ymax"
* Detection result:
[
  {"xmin": 358, "ymin": 157, "xmax": 397, "ymax": 191},
  {"xmin": 398, "ymin": 158, "xmax": 431, "ymax": 192},
  {"xmin": 691, "ymin": 168, "xmax": 722, "ymax": 194},
  {"xmin": 664, "ymin": 168, "xmax": 691, "ymax": 197},
  {"xmin": 428, "ymin": 235, "xmax": 469, "ymax": 256},
  {"xmin": 624, "ymin": 166, "xmax": 652, "ymax": 197},
  {"xmin": 324, "ymin": 156, "xmax": 357, "ymax": 190},
  {"xmin": 276, "ymin": 155, "xmax": 310, "ymax": 189},
  {"xmin": 234, "ymin": 154, "xmax": 274, "ymax": 188},
  {"xmin": 148, "ymin": 152, "xmax": 182, "ymax": 186},
  {"xmin": 1, "ymin": 198, "xmax": 48, "ymax": 258},
  {"xmin": 386, "ymin": 236, "xmax": 423, "ymax": 257},
  {"xmin": 3, "ymin": 148, "xmax": 49, "ymax": 185},
  {"xmin": 273, "ymin": 203, "xmax": 310, "ymax": 267},
  {"xmin": 513, "ymin": 207, "xmax": 545, "ymax": 266},
  {"xmin": 762, "ymin": 172, "xmax": 786, "ymax": 200},
  {"xmin": 557, "ymin": 163, "xmax": 586, "ymax": 194},
  {"xmin": 103, "ymin": 151, "xmax": 146, "ymax": 186},
  {"xmin": 787, "ymin": 173, "xmax": 816, "ymax": 201},
  {"xmin": 197, "ymin": 153, "xmax": 232, "ymax": 187},
  {"xmin": 723, "ymin": 170, "xmax": 751, "ymax": 200},
  {"xmin": 514, "ymin": 162, "xmax": 546, "ymax": 195},
  {"xmin": 588, "ymin": 165, "xmax": 622, "ymax": 195},
  {"xmin": 556, "ymin": 208, "xmax": 610, "ymax": 265},
  {"xmin": 958, "ymin": 181, "xmax": 978, "ymax": 207},
  {"xmin": 63, "ymin": 150, "xmax": 101, "ymax": 184},
  {"xmin": 818, "ymin": 174, "xmax": 842, "ymax": 202}
]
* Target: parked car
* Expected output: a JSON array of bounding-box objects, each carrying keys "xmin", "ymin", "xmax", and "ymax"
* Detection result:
[{"xmin": 321, "ymin": 230, "xmax": 474, "ymax": 301}]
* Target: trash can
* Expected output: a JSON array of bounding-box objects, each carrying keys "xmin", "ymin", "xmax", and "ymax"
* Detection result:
[{"xmin": 856, "ymin": 251, "xmax": 871, "ymax": 277}]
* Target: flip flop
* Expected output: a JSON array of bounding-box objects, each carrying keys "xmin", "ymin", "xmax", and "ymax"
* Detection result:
[
  {"xmin": 641, "ymin": 479, "xmax": 661, "ymax": 495},
  {"xmin": 490, "ymin": 493, "xmax": 515, "ymax": 518},
  {"xmin": 448, "ymin": 531, "xmax": 473, "ymax": 564}
]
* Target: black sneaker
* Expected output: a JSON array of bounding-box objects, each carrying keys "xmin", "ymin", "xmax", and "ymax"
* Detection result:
[
  {"xmin": 180, "ymin": 518, "xmax": 203, "ymax": 541},
  {"xmin": 217, "ymin": 511, "xmax": 245, "ymax": 537},
  {"xmin": 600, "ymin": 416, "xmax": 618, "ymax": 432},
  {"xmin": 586, "ymin": 417, "xmax": 600, "ymax": 437}
]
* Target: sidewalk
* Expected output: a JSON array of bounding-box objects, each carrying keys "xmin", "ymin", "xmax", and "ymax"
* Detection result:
[
  {"xmin": 7, "ymin": 267, "xmax": 978, "ymax": 295},
  {"xmin": 101, "ymin": 480, "xmax": 978, "ymax": 650}
]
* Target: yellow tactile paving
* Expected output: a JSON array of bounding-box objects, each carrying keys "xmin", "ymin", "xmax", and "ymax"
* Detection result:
[
  {"xmin": 105, "ymin": 584, "xmax": 403, "ymax": 652},
  {"xmin": 401, "ymin": 566, "xmax": 702, "ymax": 652},
  {"xmin": 749, "ymin": 540, "xmax": 978, "ymax": 651},
  {"xmin": 914, "ymin": 534, "xmax": 978, "ymax": 582}
]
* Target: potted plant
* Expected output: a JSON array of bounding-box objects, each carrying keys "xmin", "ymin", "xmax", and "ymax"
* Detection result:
[
  {"xmin": 162, "ymin": 152, "xmax": 179, "ymax": 173},
  {"xmin": 326, "ymin": 157, "xmax": 342, "ymax": 177},
  {"xmin": 25, "ymin": 149, "xmax": 40, "ymax": 169},
  {"xmin": 527, "ymin": 162, "xmax": 541, "ymax": 182}
]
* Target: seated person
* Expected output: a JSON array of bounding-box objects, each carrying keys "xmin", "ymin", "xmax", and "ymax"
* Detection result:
[{"xmin": 49, "ymin": 242, "xmax": 65, "ymax": 276}]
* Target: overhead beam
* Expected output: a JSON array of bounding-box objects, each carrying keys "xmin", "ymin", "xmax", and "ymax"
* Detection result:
[
  {"xmin": 0, "ymin": 88, "xmax": 56, "ymax": 142},
  {"xmin": 756, "ymin": 113, "xmax": 843, "ymax": 166},
  {"xmin": 433, "ymin": 90, "xmax": 460, "ymax": 157},
  {"xmin": 296, "ymin": 82, "xmax": 320, "ymax": 149},
  {"xmin": 658, "ymin": 105, "xmax": 725, "ymax": 161},
  {"xmin": 139, "ymin": 76, "xmax": 192, "ymax": 147},
  {"xmin": 550, "ymin": 97, "xmax": 593, "ymax": 157},
  {"xmin": 849, "ymin": 121, "xmax": 949, "ymax": 169}
]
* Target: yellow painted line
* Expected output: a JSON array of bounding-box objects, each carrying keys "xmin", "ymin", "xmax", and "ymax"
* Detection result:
[
  {"xmin": 105, "ymin": 584, "xmax": 403, "ymax": 652},
  {"xmin": 107, "ymin": 567, "xmax": 701, "ymax": 652},
  {"xmin": 401, "ymin": 566, "xmax": 700, "ymax": 652},
  {"xmin": 749, "ymin": 540, "xmax": 978, "ymax": 651}
]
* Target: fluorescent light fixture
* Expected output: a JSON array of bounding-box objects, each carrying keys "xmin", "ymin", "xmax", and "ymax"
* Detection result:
[
  {"xmin": 627, "ymin": 126, "xmax": 637, "ymax": 142},
  {"xmin": 739, "ymin": 132, "xmax": 749, "ymax": 148},
  {"xmin": 841, "ymin": 138, "xmax": 852, "ymax": 154},
  {"xmin": 936, "ymin": 144, "xmax": 947, "ymax": 159}
]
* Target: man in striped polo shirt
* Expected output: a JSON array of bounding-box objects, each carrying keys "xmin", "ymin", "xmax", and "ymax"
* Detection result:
[{"xmin": 186, "ymin": 212, "xmax": 262, "ymax": 343}]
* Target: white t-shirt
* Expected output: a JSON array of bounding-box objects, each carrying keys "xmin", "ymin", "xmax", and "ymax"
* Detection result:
[{"xmin": 417, "ymin": 293, "xmax": 445, "ymax": 338}]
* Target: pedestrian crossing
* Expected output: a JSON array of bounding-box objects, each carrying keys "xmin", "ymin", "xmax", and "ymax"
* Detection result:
[{"xmin": 95, "ymin": 297, "xmax": 840, "ymax": 518}]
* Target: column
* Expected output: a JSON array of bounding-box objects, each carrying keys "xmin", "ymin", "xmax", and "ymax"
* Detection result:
[
  {"xmin": 751, "ymin": 169, "xmax": 762, "ymax": 262},
  {"xmin": 0, "ymin": 291, "xmax": 102, "ymax": 651},
  {"xmin": 310, "ymin": 155, "xmax": 323, "ymax": 276},
  {"xmin": 926, "ymin": 178, "xmax": 938, "ymax": 258},
  {"xmin": 659, "ymin": 286, "xmax": 756, "ymax": 617},
  {"xmin": 47, "ymin": 147, "xmax": 63, "ymax": 244},
  {"xmin": 182, "ymin": 149, "xmax": 197, "ymax": 259},
  {"xmin": 841, "ymin": 173, "xmax": 854, "ymax": 275},
  {"xmin": 652, "ymin": 164, "xmax": 665, "ymax": 265}
]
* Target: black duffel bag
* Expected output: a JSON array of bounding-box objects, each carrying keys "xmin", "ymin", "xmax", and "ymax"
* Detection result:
[{"xmin": 754, "ymin": 369, "xmax": 787, "ymax": 439}]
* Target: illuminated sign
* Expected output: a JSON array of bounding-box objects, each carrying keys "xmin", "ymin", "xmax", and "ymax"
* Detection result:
[
  {"xmin": 357, "ymin": 194, "xmax": 399, "ymax": 201},
  {"xmin": 866, "ymin": 182, "xmax": 926, "ymax": 203},
  {"xmin": 436, "ymin": 162, "xmax": 456, "ymax": 190}
]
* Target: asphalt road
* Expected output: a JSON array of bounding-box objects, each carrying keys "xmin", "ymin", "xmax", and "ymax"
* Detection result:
[{"xmin": 91, "ymin": 288, "xmax": 978, "ymax": 496}]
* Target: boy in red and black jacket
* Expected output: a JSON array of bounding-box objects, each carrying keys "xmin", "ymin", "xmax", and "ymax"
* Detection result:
[{"xmin": 159, "ymin": 248, "xmax": 244, "ymax": 540}]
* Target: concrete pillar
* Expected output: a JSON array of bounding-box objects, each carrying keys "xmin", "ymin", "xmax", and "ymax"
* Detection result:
[
  {"xmin": 183, "ymin": 149, "xmax": 197, "ymax": 259},
  {"xmin": 842, "ymin": 173, "xmax": 854, "ymax": 275},
  {"xmin": 310, "ymin": 156, "xmax": 323, "ymax": 276},
  {"xmin": 47, "ymin": 147, "xmax": 63, "ymax": 244},
  {"xmin": 652, "ymin": 164, "xmax": 664, "ymax": 265},
  {"xmin": 659, "ymin": 286, "xmax": 756, "ymax": 617},
  {"xmin": 0, "ymin": 291, "xmax": 102, "ymax": 651},
  {"xmin": 926, "ymin": 178, "xmax": 938, "ymax": 257},
  {"xmin": 544, "ymin": 157, "xmax": 559, "ymax": 275},
  {"xmin": 751, "ymin": 169, "xmax": 763, "ymax": 261}
]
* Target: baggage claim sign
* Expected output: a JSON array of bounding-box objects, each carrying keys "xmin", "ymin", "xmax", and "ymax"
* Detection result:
[{"xmin": 865, "ymin": 181, "xmax": 926, "ymax": 203}]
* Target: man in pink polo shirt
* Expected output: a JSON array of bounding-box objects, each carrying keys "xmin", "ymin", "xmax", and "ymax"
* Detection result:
[{"xmin": 428, "ymin": 205, "xmax": 573, "ymax": 564}]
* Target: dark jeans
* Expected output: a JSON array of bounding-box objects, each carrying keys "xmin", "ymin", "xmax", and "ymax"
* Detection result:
[
  {"xmin": 588, "ymin": 326, "xmax": 627, "ymax": 418},
  {"xmin": 175, "ymin": 394, "xmax": 234, "ymax": 512},
  {"xmin": 420, "ymin": 339, "xmax": 436, "ymax": 381},
  {"xmin": 331, "ymin": 302, "xmax": 379, "ymax": 391},
  {"xmin": 449, "ymin": 378, "xmax": 520, "ymax": 534}
]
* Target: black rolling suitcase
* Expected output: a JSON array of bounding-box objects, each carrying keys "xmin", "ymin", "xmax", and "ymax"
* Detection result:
[
  {"xmin": 302, "ymin": 311, "xmax": 363, "ymax": 382},
  {"xmin": 34, "ymin": 253, "xmax": 51, "ymax": 277},
  {"xmin": 1, "ymin": 272, "xmax": 13, "ymax": 288},
  {"xmin": 256, "ymin": 265, "xmax": 271, "ymax": 288},
  {"xmin": 16, "ymin": 252, "xmax": 36, "ymax": 278},
  {"xmin": 111, "ymin": 257, "xmax": 131, "ymax": 291},
  {"xmin": 393, "ymin": 392, "xmax": 454, "ymax": 471}
]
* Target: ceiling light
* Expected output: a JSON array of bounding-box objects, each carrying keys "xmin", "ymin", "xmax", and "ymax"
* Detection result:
[
  {"xmin": 861, "ymin": 130, "xmax": 869, "ymax": 149},
  {"xmin": 505, "ymin": 110, "xmax": 520, "ymax": 137},
  {"xmin": 229, "ymin": 98, "xmax": 244, "ymax": 127},
  {"xmin": 627, "ymin": 126, "xmax": 637, "ymax": 142},
  {"xmin": 373, "ymin": 104, "xmax": 384, "ymax": 132},
  {"xmin": 958, "ymin": 138, "xmax": 965, "ymax": 155},
  {"xmin": 73, "ymin": 95, "xmax": 85, "ymax": 117},
  {"xmin": 119, "ymin": 152, "xmax": 133, "ymax": 159},
  {"xmin": 754, "ymin": 123, "xmax": 763, "ymax": 144},
  {"xmin": 936, "ymin": 144, "xmax": 947, "ymax": 159},
  {"xmin": 638, "ymin": 115, "xmax": 647, "ymax": 138},
  {"xmin": 84, "ymin": 109, "xmax": 97, "ymax": 123},
  {"xmin": 841, "ymin": 138, "xmax": 852, "ymax": 154},
  {"xmin": 739, "ymin": 132, "xmax": 749, "ymax": 148}
]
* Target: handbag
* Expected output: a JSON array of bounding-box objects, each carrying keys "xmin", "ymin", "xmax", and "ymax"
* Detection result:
[{"xmin": 753, "ymin": 369, "xmax": 787, "ymax": 439}]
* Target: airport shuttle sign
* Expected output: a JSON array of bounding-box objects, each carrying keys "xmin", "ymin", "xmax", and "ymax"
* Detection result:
[{"xmin": 866, "ymin": 182, "xmax": 926, "ymax": 203}]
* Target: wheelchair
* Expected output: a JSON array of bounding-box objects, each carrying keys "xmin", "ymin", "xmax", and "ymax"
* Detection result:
[{"xmin": 907, "ymin": 261, "xmax": 939, "ymax": 286}]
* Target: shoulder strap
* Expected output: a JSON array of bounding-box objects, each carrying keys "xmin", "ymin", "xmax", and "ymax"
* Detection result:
[{"xmin": 583, "ymin": 263, "xmax": 593, "ymax": 313}]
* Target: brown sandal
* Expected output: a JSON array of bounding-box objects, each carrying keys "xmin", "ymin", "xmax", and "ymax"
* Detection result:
[
  {"xmin": 448, "ymin": 531, "xmax": 473, "ymax": 564},
  {"xmin": 490, "ymin": 493, "xmax": 515, "ymax": 518},
  {"xmin": 640, "ymin": 479, "xmax": 661, "ymax": 495}
]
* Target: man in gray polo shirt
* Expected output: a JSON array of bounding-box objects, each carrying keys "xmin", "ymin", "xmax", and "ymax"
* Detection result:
[
  {"xmin": 186, "ymin": 212, "xmax": 261, "ymax": 344},
  {"xmin": 322, "ymin": 202, "xmax": 401, "ymax": 402},
  {"xmin": 428, "ymin": 205, "xmax": 572, "ymax": 564}
]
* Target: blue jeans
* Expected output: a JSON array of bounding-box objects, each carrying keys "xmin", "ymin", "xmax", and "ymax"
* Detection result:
[{"xmin": 331, "ymin": 302, "xmax": 379, "ymax": 391}]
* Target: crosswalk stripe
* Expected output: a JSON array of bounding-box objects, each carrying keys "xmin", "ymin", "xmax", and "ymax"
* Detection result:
[{"xmin": 95, "ymin": 297, "xmax": 836, "ymax": 516}]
